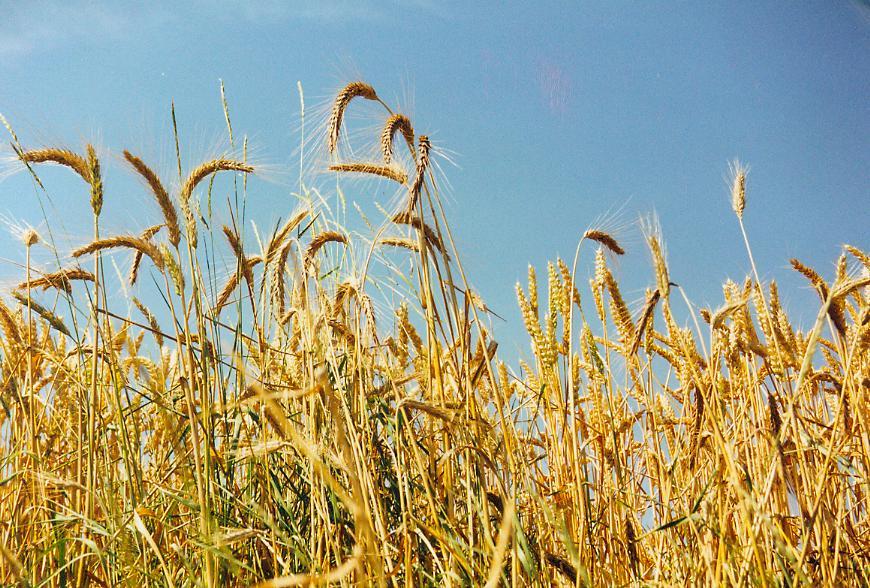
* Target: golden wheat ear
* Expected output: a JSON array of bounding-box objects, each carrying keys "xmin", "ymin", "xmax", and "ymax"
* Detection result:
[
  {"xmin": 123, "ymin": 151, "xmax": 180, "ymax": 248},
  {"xmin": 381, "ymin": 113, "xmax": 414, "ymax": 165},
  {"xmin": 327, "ymin": 81, "xmax": 378, "ymax": 155}
]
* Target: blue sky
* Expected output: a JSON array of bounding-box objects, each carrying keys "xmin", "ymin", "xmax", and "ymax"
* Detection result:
[{"xmin": 0, "ymin": 1, "xmax": 867, "ymax": 359}]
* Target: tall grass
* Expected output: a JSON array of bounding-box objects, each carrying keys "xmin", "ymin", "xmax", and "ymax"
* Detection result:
[{"xmin": 0, "ymin": 82, "xmax": 867, "ymax": 587}]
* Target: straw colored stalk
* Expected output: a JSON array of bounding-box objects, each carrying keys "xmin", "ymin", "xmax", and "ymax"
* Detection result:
[
  {"xmin": 381, "ymin": 113, "xmax": 414, "ymax": 165},
  {"xmin": 72, "ymin": 235, "xmax": 164, "ymax": 271},
  {"xmin": 327, "ymin": 81, "xmax": 378, "ymax": 155},
  {"xmin": 123, "ymin": 151, "xmax": 180, "ymax": 247},
  {"xmin": 584, "ymin": 230, "xmax": 625, "ymax": 255},
  {"xmin": 19, "ymin": 268, "xmax": 95, "ymax": 293},
  {"xmin": 329, "ymin": 162, "xmax": 407, "ymax": 185}
]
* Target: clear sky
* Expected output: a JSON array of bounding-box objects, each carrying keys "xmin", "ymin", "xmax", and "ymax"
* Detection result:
[{"xmin": 0, "ymin": 1, "xmax": 867, "ymax": 359}]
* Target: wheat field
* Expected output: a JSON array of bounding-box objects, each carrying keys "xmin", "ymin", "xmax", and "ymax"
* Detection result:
[{"xmin": 0, "ymin": 81, "xmax": 867, "ymax": 587}]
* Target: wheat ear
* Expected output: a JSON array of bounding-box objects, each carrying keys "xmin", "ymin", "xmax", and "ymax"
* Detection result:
[
  {"xmin": 327, "ymin": 81, "xmax": 378, "ymax": 155},
  {"xmin": 123, "ymin": 151, "xmax": 180, "ymax": 247}
]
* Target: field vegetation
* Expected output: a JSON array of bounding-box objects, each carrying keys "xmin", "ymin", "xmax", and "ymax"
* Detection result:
[{"xmin": 0, "ymin": 81, "xmax": 867, "ymax": 586}]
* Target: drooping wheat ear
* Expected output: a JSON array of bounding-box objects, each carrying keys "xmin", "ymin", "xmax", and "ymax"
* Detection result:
[
  {"xmin": 19, "ymin": 268, "xmax": 95, "ymax": 293},
  {"xmin": 22, "ymin": 229, "xmax": 39, "ymax": 248},
  {"xmin": 11, "ymin": 292, "xmax": 70, "ymax": 337},
  {"xmin": 381, "ymin": 113, "xmax": 414, "ymax": 164},
  {"xmin": 0, "ymin": 299, "xmax": 22, "ymax": 344},
  {"xmin": 18, "ymin": 148, "xmax": 91, "ymax": 183},
  {"xmin": 304, "ymin": 231, "xmax": 348, "ymax": 269},
  {"xmin": 214, "ymin": 255, "xmax": 263, "ymax": 312},
  {"xmin": 729, "ymin": 159, "xmax": 747, "ymax": 220},
  {"xmin": 377, "ymin": 236, "xmax": 421, "ymax": 254},
  {"xmin": 181, "ymin": 159, "xmax": 253, "ymax": 202},
  {"xmin": 327, "ymin": 81, "xmax": 378, "ymax": 155},
  {"xmin": 710, "ymin": 295, "xmax": 749, "ymax": 329},
  {"xmin": 844, "ymin": 244, "xmax": 870, "ymax": 269},
  {"xmin": 132, "ymin": 297, "xmax": 163, "ymax": 348},
  {"xmin": 271, "ymin": 241, "xmax": 293, "ymax": 317},
  {"xmin": 130, "ymin": 224, "xmax": 164, "ymax": 285},
  {"xmin": 790, "ymin": 257, "xmax": 851, "ymax": 337},
  {"xmin": 265, "ymin": 208, "xmax": 309, "ymax": 264},
  {"xmin": 222, "ymin": 225, "xmax": 254, "ymax": 288},
  {"xmin": 391, "ymin": 211, "xmax": 447, "ymax": 257},
  {"xmin": 406, "ymin": 135, "xmax": 431, "ymax": 212},
  {"xmin": 583, "ymin": 230, "xmax": 625, "ymax": 255},
  {"xmin": 86, "ymin": 144, "xmax": 103, "ymax": 216},
  {"xmin": 328, "ymin": 162, "xmax": 408, "ymax": 185},
  {"xmin": 629, "ymin": 289, "xmax": 660, "ymax": 356},
  {"xmin": 123, "ymin": 151, "xmax": 180, "ymax": 247},
  {"xmin": 71, "ymin": 235, "xmax": 164, "ymax": 271}
]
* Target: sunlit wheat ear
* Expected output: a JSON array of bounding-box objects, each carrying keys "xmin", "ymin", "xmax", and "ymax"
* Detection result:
[
  {"xmin": 132, "ymin": 297, "xmax": 163, "ymax": 348},
  {"xmin": 328, "ymin": 162, "xmax": 408, "ymax": 185},
  {"xmin": 844, "ymin": 244, "xmax": 870, "ymax": 269},
  {"xmin": 327, "ymin": 81, "xmax": 379, "ymax": 155},
  {"xmin": 0, "ymin": 299, "xmax": 22, "ymax": 344},
  {"xmin": 11, "ymin": 292, "xmax": 70, "ymax": 337},
  {"xmin": 19, "ymin": 268, "xmax": 95, "ymax": 293},
  {"xmin": 406, "ymin": 135, "xmax": 431, "ymax": 212},
  {"xmin": 629, "ymin": 288, "xmax": 660, "ymax": 356},
  {"xmin": 391, "ymin": 211, "xmax": 446, "ymax": 257},
  {"xmin": 264, "ymin": 208, "xmax": 310, "ymax": 264},
  {"xmin": 18, "ymin": 148, "xmax": 90, "ymax": 182},
  {"xmin": 181, "ymin": 159, "xmax": 253, "ymax": 202},
  {"xmin": 381, "ymin": 113, "xmax": 414, "ymax": 165},
  {"xmin": 304, "ymin": 230, "xmax": 348, "ymax": 270},
  {"xmin": 86, "ymin": 144, "xmax": 102, "ymax": 216},
  {"xmin": 222, "ymin": 225, "xmax": 254, "ymax": 288},
  {"xmin": 377, "ymin": 236, "xmax": 422, "ymax": 254},
  {"xmin": 789, "ymin": 257, "xmax": 848, "ymax": 336},
  {"xmin": 729, "ymin": 159, "xmax": 748, "ymax": 220},
  {"xmin": 71, "ymin": 235, "xmax": 164, "ymax": 271},
  {"xmin": 129, "ymin": 224, "xmax": 164, "ymax": 285},
  {"xmin": 123, "ymin": 150, "xmax": 180, "ymax": 248},
  {"xmin": 214, "ymin": 256, "xmax": 263, "ymax": 313},
  {"xmin": 583, "ymin": 230, "xmax": 625, "ymax": 255}
]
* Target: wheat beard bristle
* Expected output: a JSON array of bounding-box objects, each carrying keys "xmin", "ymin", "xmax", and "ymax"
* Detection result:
[
  {"xmin": 123, "ymin": 151, "xmax": 181, "ymax": 248},
  {"xmin": 381, "ymin": 113, "xmax": 414, "ymax": 165},
  {"xmin": 327, "ymin": 81, "xmax": 378, "ymax": 155}
]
